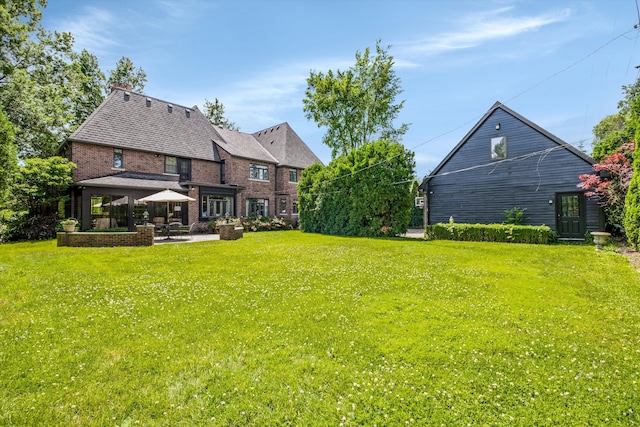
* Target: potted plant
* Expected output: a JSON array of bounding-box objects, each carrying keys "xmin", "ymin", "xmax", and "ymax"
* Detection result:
[{"xmin": 60, "ymin": 218, "xmax": 78, "ymax": 232}]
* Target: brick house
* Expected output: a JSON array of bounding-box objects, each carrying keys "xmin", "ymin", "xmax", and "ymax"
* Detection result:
[{"xmin": 59, "ymin": 87, "xmax": 321, "ymax": 231}]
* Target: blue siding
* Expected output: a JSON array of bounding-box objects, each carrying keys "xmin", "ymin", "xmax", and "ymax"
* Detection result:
[{"xmin": 427, "ymin": 107, "xmax": 601, "ymax": 233}]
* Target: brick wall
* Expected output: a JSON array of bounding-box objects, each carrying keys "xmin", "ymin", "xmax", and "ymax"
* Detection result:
[
  {"xmin": 73, "ymin": 142, "xmax": 222, "ymax": 183},
  {"xmin": 72, "ymin": 142, "xmax": 167, "ymax": 181},
  {"xmin": 57, "ymin": 225, "xmax": 155, "ymax": 247},
  {"xmin": 192, "ymin": 158, "xmax": 220, "ymax": 183},
  {"xmin": 219, "ymin": 224, "xmax": 243, "ymax": 240},
  {"xmin": 222, "ymin": 155, "xmax": 276, "ymax": 217}
]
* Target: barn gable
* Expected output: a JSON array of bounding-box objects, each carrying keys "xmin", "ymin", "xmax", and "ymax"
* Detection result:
[{"xmin": 421, "ymin": 102, "xmax": 601, "ymax": 238}]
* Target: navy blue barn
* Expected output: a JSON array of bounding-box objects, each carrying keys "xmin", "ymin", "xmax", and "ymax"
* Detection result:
[{"xmin": 420, "ymin": 102, "xmax": 602, "ymax": 240}]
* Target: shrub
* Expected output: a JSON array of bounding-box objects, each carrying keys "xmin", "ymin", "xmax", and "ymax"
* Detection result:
[
  {"xmin": 624, "ymin": 140, "xmax": 640, "ymax": 248},
  {"xmin": 425, "ymin": 223, "xmax": 555, "ymax": 244},
  {"xmin": 209, "ymin": 216, "xmax": 292, "ymax": 233},
  {"xmin": 0, "ymin": 213, "xmax": 59, "ymax": 242},
  {"xmin": 503, "ymin": 207, "xmax": 527, "ymax": 225},
  {"xmin": 84, "ymin": 227, "xmax": 128, "ymax": 233},
  {"xmin": 298, "ymin": 140, "xmax": 415, "ymax": 237},
  {"xmin": 242, "ymin": 216, "xmax": 292, "ymax": 232}
]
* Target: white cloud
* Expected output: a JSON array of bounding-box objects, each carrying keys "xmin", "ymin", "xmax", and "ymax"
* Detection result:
[
  {"xmin": 57, "ymin": 7, "xmax": 120, "ymax": 56},
  {"xmin": 397, "ymin": 7, "xmax": 572, "ymax": 58},
  {"xmin": 191, "ymin": 57, "xmax": 354, "ymax": 127}
]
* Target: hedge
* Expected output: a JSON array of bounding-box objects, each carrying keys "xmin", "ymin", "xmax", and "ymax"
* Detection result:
[{"xmin": 425, "ymin": 223, "xmax": 556, "ymax": 244}]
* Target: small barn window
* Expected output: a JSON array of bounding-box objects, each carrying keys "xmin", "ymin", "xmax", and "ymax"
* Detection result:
[{"xmin": 491, "ymin": 136, "xmax": 507, "ymax": 161}]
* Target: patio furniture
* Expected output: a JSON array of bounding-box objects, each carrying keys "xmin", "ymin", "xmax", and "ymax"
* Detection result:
[{"xmin": 167, "ymin": 222, "xmax": 190, "ymax": 239}]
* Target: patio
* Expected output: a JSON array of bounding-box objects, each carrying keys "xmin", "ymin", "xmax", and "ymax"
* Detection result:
[{"xmin": 153, "ymin": 233, "xmax": 220, "ymax": 244}]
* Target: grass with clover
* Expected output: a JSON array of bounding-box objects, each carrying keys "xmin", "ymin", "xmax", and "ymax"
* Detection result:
[{"xmin": 1, "ymin": 231, "xmax": 639, "ymax": 426}]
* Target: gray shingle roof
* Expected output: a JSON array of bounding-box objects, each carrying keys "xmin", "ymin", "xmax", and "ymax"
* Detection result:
[
  {"xmin": 69, "ymin": 89, "xmax": 221, "ymax": 161},
  {"xmin": 252, "ymin": 122, "xmax": 322, "ymax": 168},
  {"xmin": 76, "ymin": 175, "xmax": 186, "ymax": 191},
  {"xmin": 210, "ymin": 125, "xmax": 278, "ymax": 164},
  {"xmin": 68, "ymin": 89, "xmax": 320, "ymax": 169}
]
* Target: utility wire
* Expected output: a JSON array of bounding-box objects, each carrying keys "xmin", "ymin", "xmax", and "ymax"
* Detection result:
[{"xmin": 300, "ymin": 25, "xmax": 640, "ymax": 191}]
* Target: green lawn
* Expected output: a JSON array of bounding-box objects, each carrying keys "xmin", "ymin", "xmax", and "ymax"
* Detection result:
[{"xmin": 1, "ymin": 232, "xmax": 639, "ymax": 426}]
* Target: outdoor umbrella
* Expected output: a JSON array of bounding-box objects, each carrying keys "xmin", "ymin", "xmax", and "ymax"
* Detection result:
[{"xmin": 138, "ymin": 189, "xmax": 195, "ymax": 223}]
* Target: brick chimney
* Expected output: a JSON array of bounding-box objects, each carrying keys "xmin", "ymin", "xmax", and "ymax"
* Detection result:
[{"xmin": 110, "ymin": 82, "xmax": 133, "ymax": 93}]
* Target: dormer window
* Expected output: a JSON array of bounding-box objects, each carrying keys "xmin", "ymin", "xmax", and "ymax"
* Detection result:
[{"xmin": 491, "ymin": 136, "xmax": 507, "ymax": 161}]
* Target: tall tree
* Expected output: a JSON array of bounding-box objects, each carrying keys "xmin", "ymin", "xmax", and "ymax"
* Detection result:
[
  {"xmin": 105, "ymin": 56, "xmax": 147, "ymax": 94},
  {"xmin": 0, "ymin": 0, "xmax": 42, "ymax": 85},
  {"xmin": 68, "ymin": 49, "xmax": 105, "ymax": 130},
  {"xmin": 303, "ymin": 40, "xmax": 409, "ymax": 159},
  {"xmin": 203, "ymin": 98, "xmax": 239, "ymax": 130},
  {"xmin": 0, "ymin": 106, "xmax": 18, "ymax": 207},
  {"xmin": 0, "ymin": 0, "xmax": 106, "ymax": 157},
  {"xmin": 624, "ymin": 97, "xmax": 640, "ymax": 248},
  {"xmin": 591, "ymin": 76, "xmax": 640, "ymax": 161}
]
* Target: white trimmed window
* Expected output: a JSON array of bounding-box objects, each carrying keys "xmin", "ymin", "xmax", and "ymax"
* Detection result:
[
  {"xmin": 491, "ymin": 136, "xmax": 507, "ymax": 161},
  {"xmin": 289, "ymin": 169, "xmax": 298, "ymax": 182}
]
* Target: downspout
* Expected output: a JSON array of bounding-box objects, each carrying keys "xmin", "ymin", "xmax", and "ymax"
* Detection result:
[{"xmin": 274, "ymin": 164, "xmax": 278, "ymax": 217}]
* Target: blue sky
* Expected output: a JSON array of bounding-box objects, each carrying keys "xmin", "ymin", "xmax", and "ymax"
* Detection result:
[{"xmin": 43, "ymin": 0, "xmax": 640, "ymax": 178}]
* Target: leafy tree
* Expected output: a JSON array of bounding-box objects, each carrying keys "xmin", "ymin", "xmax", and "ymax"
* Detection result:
[
  {"xmin": 13, "ymin": 156, "xmax": 75, "ymax": 215},
  {"xmin": 624, "ymin": 143, "xmax": 640, "ymax": 248},
  {"xmin": 68, "ymin": 49, "xmax": 105, "ymax": 130},
  {"xmin": 0, "ymin": 0, "xmax": 42, "ymax": 84},
  {"xmin": 303, "ymin": 40, "xmax": 409, "ymax": 159},
  {"xmin": 624, "ymin": 108, "xmax": 640, "ymax": 248},
  {"xmin": 579, "ymin": 142, "xmax": 634, "ymax": 228},
  {"xmin": 203, "ymin": 98, "xmax": 239, "ymax": 130},
  {"xmin": 1, "ymin": 0, "xmax": 106, "ymax": 157},
  {"xmin": 591, "ymin": 77, "xmax": 639, "ymax": 161},
  {"xmin": 0, "ymin": 107, "xmax": 18, "ymax": 207},
  {"xmin": 105, "ymin": 56, "xmax": 147, "ymax": 94},
  {"xmin": 298, "ymin": 139, "xmax": 415, "ymax": 237}
]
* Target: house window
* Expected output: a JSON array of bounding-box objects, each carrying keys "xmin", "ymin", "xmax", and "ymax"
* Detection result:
[
  {"xmin": 113, "ymin": 148, "xmax": 123, "ymax": 168},
  {"xmin": 165, "ymin": 156, "xmax": 191, "ymax": 181},
  {"xmin": 220, "ymin": 160, "xmax": 226, "ymax": 184},
  {"xmin": 178, "ymin": 158, "xmax": 191, "ymax": 182},
  {"xmin": 247, "ymin": 198, "xmax": 269, "ymax": 217},
  {"xmin": 165, "ymin": 156, "xmax": 178, "ymax": 174},
  {"xmin": 249, "ymin": 164, "xmax": 269, "ymax": 181},
  {"xmin": 491, "ymin": 136, "xmax": 507, "ymax": 161},
  {"xmin": 289, "ymin": 169, "xmax": 298, "ymax": 182},
  {"xmin": 201, "ymin": 195, "xmax": 233, "ymax": 218},
  {"xmin": 280, "ymin": 198, "xmax": 287, "ymax": 214},
  {"xmin": 292, "ymin": 201, "xmax": 298, "ymax": 214},
  {"xmin": 560, "ymin": 195, "xmax": 580, "ymax": 217}
]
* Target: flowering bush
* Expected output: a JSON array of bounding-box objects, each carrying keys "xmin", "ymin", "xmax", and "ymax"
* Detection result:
[
  {"xmin": 241, "ymin": 216, "xmax": 292, "ymax": 232},
  {"xmin": 209, "ymin": 216, "xmax": 292, "ymax": 233},
  {"xmin": 578, "ymin": 142, "xmax": 634, "ymax": 229}
]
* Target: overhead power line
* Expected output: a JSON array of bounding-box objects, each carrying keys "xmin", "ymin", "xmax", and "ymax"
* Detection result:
[{"xmin": 301, "ymin": 25, "xmax": 640, "ymax": 190}]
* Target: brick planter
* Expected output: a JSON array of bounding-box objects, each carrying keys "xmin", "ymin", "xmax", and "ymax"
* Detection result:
[
  {"xmin": 219, "ymin": 223, "xmax": 243, "ymax": 240},
  {"xmin": 57, "ymin": 225, "xmax": 155, "ymax": 247}
]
